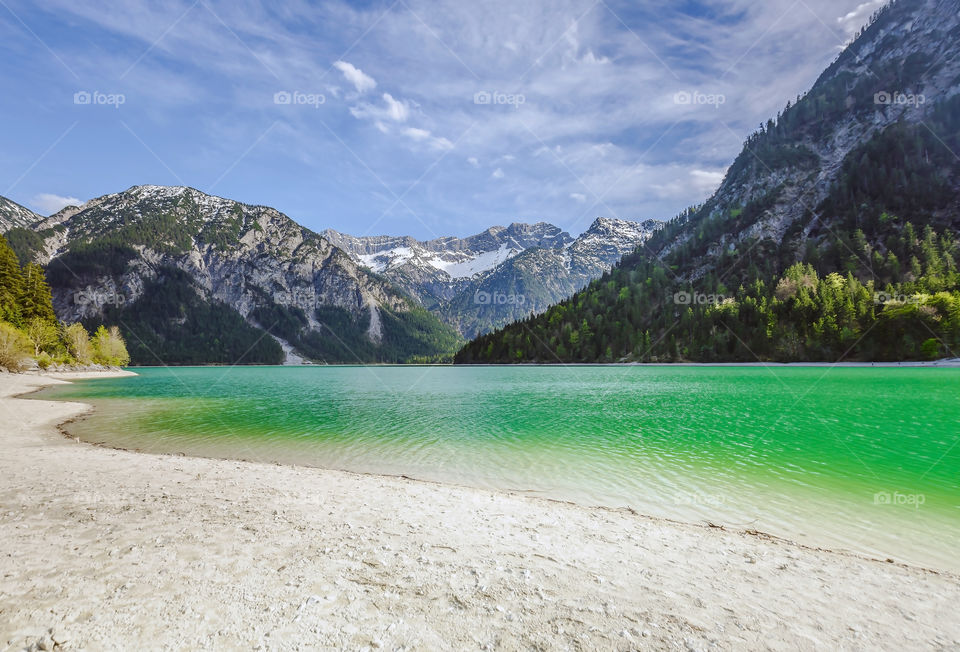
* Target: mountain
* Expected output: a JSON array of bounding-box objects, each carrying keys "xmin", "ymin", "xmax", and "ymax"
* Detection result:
[
  {"xmin": 1, "ymin": 184, "xmax": 655, "ymax": 363},
  {"xmin": 3, "ymin": 185, "xmax": 461, "ymax": 364},
  {"xmin": 0, "ymin": 196, "xmax": 43, "ymax": 232},
  {"xmin": 458, "ymin": 0, "xmax": 960, "ymax": 364},
  {"xmin": 323, "ymin": 221, "xmax": 570, "ymax": 306},
  {"xmin": 326, "ymin": 217, "xmax": 660, "ymax": 338}
]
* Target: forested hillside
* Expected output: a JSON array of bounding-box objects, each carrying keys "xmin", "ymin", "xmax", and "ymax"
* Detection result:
[
  {"xmin": 457, "ymin": 0, "xmax": 960, "ymax": 364},
  {"xmin": 0, "ymin": 234, "xmax": 129, "ymax": 370},
  {"xmin": 3, "ymin": 185, "xmax": 463, "ymax": 365}
]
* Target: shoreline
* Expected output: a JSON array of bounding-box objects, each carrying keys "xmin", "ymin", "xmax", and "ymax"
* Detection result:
[
  {"xmin": 120, "ymin": 358, "xmax": 960, "ymax": 368},
  {"xmin": 456, "ymin": 358, "xmax": 960, "ymax": 367},
  {"xmin": 3, "ymin": 372, "xmax": 959, "ymax": 649},
  {"xmin": 46, "ymin": 380, "xmax": 959, "ymax": 576},
  {"xmin": 38, "ymin": 394, "xmax": 951, "ymax": 577}
]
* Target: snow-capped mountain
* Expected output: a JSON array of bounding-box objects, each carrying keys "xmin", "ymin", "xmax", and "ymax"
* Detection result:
[
  {"xmin": 323, "ymin": 223, "xmax": 572, "ymax": 307},
  {"xmin": 327, "ymin": 217, "xmax": 661, "ymax": 338},
  {"xmin": 4, "ymin": 185, "xmax": 461, "ymax": 364},
  {"xmin": 0, "ymin": 196, "xmax": 43, "ymax": 232},
  {"xmin": 3, "ymin": 183, "xmax": 660, "ymax": 356}
]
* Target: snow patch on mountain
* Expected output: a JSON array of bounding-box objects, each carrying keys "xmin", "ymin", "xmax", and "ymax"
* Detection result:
[
  {"xmin": 0, "ymin": 196, "xmax": 44, "ymax": 232},
  {"xmin": 429, "ymin": 244, "xmax": 523, "ymax": 279}
]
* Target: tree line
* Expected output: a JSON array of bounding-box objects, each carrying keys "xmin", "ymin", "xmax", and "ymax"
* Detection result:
[
  {"xmin": 0, "ymin": 233, "xmax": 129, "ymax": 371},
  {"xmin": 457, "ymin": 222, "xmax": 960, "ymax": 364}
]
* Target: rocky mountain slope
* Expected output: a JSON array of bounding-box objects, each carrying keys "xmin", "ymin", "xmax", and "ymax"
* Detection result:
[
  {"xmin": 0, "ymin": 196, "xmax": 42, "ymax": 232},
  {"xmin": 459, "ymin": 0, "xmax": 960, "ymax": 363},
  {"xmin": 1, "ymin": 183, "xmax": 657, "ymax": 361},
  {"xmin": 3, "ymin": 185, "xmax": 461, "ymax": 364},
  {"xmin": 327, "ymin": 218, "xmax": 660, "ymax": 338}
]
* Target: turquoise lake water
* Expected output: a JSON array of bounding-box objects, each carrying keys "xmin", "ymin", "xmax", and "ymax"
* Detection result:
[{"xmin": 37, "ymin": 365, "xmax": 960, "ymax": 571}]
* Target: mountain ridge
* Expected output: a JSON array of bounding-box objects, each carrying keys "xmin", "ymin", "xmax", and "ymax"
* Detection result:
[
  {"xmin": 1, "ymin": 184, "xmax": 658, "ymax": 361},
  {"xmin": 0, "ymin": 196, "xmax": 43, "ymax": 232},
  {"xmin": 3, "ymin": 184, "xmax": 462, "ymax": 364},
  {"xmin": 457, "ymin": 0, "xmax": 960, "ymax": 364},
  {"xmin": 326, "ymin": 216, "xmax": 660, "ymax": 338}
]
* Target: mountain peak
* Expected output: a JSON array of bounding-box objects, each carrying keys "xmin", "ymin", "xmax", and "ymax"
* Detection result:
[
  {"xmin": 457, "ymin": 0, "xmax": 960, "ymax": 364},
  {"xmin": 581, "ymin": 217, "xmax": 662, "ymax": 242},
  {"xmin": 0, "ymin": 195, "xmax": 43, "ymax": 232}
]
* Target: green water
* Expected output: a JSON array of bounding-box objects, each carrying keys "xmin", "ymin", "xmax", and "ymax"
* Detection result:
[{"xmin": 37, "ymin": 365, "xmax": 960, "ymax": 571}]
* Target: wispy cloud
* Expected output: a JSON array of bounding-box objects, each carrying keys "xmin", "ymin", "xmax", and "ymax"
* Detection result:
[
  {"xmin": 333, "ymin": 60, "xmax": 377, "ymax": 94},
  {"xmin": 0, "ymin": 0, "xmax": 880, "ymax": 238},
  {"xmin": 30, "ymin": 193, "xmax": 82, "ymax": 214}
]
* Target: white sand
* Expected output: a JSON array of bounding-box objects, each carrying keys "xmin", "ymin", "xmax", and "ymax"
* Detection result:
[{"xmin": 1, "ymin": 372, "xmax": 958, "ymax": 651}]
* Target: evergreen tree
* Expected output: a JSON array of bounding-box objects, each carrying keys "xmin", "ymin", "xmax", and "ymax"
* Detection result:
[
  {"xmin": 0, "ymin": 235, "xmax": 24, "ymax": 325},
  {"xmin": 20, "ymin": 262, "xmax": 56, "ymax": 324}
]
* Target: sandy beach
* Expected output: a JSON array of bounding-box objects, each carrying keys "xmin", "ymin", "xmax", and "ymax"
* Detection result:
[{"xmin": 1, "ymin": 373, "xmax": 959, "ymax": 651}]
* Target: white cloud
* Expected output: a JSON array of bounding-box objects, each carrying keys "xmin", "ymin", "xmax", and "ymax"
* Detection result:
[
  {"xmin": 690, "ymin": 169, "xmax": 726, "ymax": 194},
  {"xmin": 350, "ymin": 92, "xmax": 411, "ymax": 124},
  {"xmin": 430, "ymin": 136, "xmax": 454, "ymax": 151},
  {"xmin": 403, "ymin": 127, "xmax": 431, "ymax": 140},
  {"xmin": 382, "ymin": 93, "xmax": 410, "ymax": 122},
  {"xmin": 11, "ymin": 0, "xmax": 885, "ymax": 237},
  {"xmin": 402, "ymin": 126, "xmax": 454, "ymax": 150},
  {"xmin": 837, "ymin": 0, "xmax": 885, "ymax": 35},
  {"xmin": 31, "ymin": 193, "xmax": 82, "ymax": 214},
  {"xmin": 333, "ymin": 60, "xmax": 377, "ymax": 94}
]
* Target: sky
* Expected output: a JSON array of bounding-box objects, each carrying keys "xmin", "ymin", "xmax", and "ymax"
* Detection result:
[{"xmin": 0, "ymin": 0, "xmax": 883, "ymax": 239}]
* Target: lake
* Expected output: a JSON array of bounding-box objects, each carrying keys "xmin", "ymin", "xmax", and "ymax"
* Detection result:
[{"xmin": 37, "ymin": 365, "xmax": 960, "ymax": 571}]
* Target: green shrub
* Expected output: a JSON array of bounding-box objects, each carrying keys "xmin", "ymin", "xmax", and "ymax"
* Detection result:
[
  {"xmin": 0, "ymin": 322, "xmax": 32, "ymax": 371},
  {"xmin": 92, "ymin": 325, "xmax": 131, "ymax": 366},
  {"xmin": 63, "ymin": 322, "xmax": 93, "ymax": 363}
]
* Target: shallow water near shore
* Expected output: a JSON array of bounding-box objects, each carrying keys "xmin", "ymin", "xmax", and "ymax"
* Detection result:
[{"xmin": 37, "ymin": 365, "xmax": 960, "ymax": 571}]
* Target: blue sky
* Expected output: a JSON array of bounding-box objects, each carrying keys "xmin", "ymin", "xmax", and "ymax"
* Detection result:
[{"xmin": 0, "ymin": 0, "xmax": 882, "ymax": 239}]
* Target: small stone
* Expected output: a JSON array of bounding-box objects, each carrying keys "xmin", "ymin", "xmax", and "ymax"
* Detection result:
[{"xmin": 684, "ymin": 638, "xmax": 703, "ymax": 652}]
